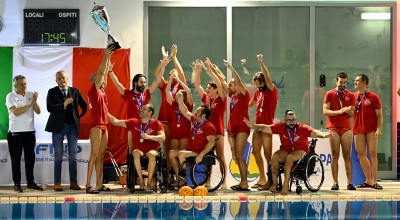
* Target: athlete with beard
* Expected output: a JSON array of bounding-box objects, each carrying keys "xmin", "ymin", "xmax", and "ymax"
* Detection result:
[
  {"xmin": 244, "ymin": 110, "xmax": 331, "ymax": 195},
  {"xmin": 224, "ymin": 60, "xmax": 251, "ymax": 191},
  {"xmin": 323, "ymin": 72, "xmax": 356, "ymax": 191},
  {"xmin": 108, "ymin": 53, "xmax": 168, "ymax": 154},
  {"xmin": 248, "ymin": 54, "xmax": 278, "ymax": 190},
  {"xmin": 194, "ymin": 58, "xmax": 228, "ymax": 188}
]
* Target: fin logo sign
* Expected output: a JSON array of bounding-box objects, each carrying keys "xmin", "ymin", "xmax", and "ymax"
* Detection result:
[{"xmin": 229, "ymin": 141, "xmax": 260, "ymax": 182}]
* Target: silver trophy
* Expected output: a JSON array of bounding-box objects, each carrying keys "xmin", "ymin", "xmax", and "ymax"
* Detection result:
[{"xmin": 91, "ymin": 3, "xmax": 121, "ymax": 50}]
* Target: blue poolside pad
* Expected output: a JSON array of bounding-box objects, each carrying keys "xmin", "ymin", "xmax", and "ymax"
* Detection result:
[{"xmin": 0, "ymin": 200, "xmax": 399, "ymax": 219}]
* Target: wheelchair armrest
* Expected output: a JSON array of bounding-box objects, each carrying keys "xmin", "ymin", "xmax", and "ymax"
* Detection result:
[{"xmin": 309, "ymin": 138, "xmax": 318, "ymax": 153}]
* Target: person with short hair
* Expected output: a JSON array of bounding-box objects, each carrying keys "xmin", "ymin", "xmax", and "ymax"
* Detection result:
[
  {"xmin": 6, "ymin": 75, "xmax": 42, "ymax": 192},
  {"xmin": 85, "ymin": 45, "xmax": 114, "ymax": 194},
  {"xmin": 46, "ymin": 70, "xmax": 87, "ymax": 191},
  {"xmin": 244, "ymin": 110, "xmax": 331, "ymax": 195},
  {"xmin": 248, "ymin": 54, "xmax": 278, "ymax": 190},
  {"xmin": 353, "ymin": 74, "xmax": 383, "ymax": 190},
  {"xmin": 108, "ymin": 103, "xmax": 165, "ymax": 190},
  {"xmin": 224, "ymin": 60, "xmax": 251, "ymax": 191},
  {"xmin": 169, "ymin": 96, "xmax": 216, "ymax": 187},
  {"xmin": 323, "ymin": 72, "xmax": 356, "ymax": 190}
]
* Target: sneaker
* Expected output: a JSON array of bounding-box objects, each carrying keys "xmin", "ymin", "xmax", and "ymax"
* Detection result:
[
  {"xmin": 14, "ymin": 183, "xmax": 23, "ymax": 193},
  {"xmin": 70, "ymin": 182, "xmax": 81, "ymax": 190},
  {"xmin": 347, "ymin": 184, "xmax": 356, "ymax": 190},
  {"xmin": 27, "ymin": 183, "xmax": 43, "ymax": 191},
  {"xmin": 54, "ymin": 183, "xmax": 63, "ymax": 191},
  {"xmin": 331, "ymin": 184, "xmax": 339, "ymax": 190}
]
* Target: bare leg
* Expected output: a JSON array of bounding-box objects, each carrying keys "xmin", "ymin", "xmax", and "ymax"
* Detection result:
[
  {"xmin": 214, "ymin": 134, "xmax": 228, "ymax": 188},
  {"xmin": 178, "ymin": 138, "xmax": 189, "ymax": 151},
  {"xmin": 328, "ymin": 129, "xmax": 341, "ymax": 185},
  {"xmin": 281, "ymin": 150, "xmax": 304, "ymax": 195},
  {"xmin": 252, "ymin": 131, "xmax": 267, "ymax": 186},
  {"xmin": 146, "ymin": 150, "xmax": 159, "ymax": 190},
  {"xmin": 366, "ymin": 132, "xmax": 378, "ymax": 183},
  {"xmin": 128, "ymin": 131, "xmax": 133, "ymax": 154},
  {"xmin": 354, "ymin": 134, "xmax": 373, "ymax": 185},
  {"xmin": 341, "ymin": 130, "xmax": 353, "ymax": 185},
  {"xmin": 86, "ymin": 127, "xmax": 101, "ymax": 188},
  {"xmin": 270, "ymin": 150, "xmax": 288, "ymax": 192},
  {"xmin": 260, "ymin": 132, "xmax": 273, "ymax": 189},
  {"xmin": 170, "ymin": 139, "xmax": 180, "ymax": 150},
  {"xmin": 95, "ymin": 129, "xmax": 108, "ymax": 190},
  {"xmin": 133, "ymin": 149, "xmax": 145, "ymax": 189},
  {"xmin": 169, "ymin": 150, "xmax": 180, "ymax": 186},
  {"xmin": 234, "ymin": 132, "xmax": 250, "ymax": 189},
  {"xmin": 178, "ymin": 150, "xmax": 198, "ymax": 185}
]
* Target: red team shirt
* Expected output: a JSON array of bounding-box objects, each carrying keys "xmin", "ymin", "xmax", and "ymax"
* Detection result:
[
  {"xmin": 352, "ymin": 91, "xmax": 382, "ymax": 134},
  {"xmin": 87, "ymin": 83, "xmax": 108, "ymax": 127},
  {"xmin": 123, "ymin": 88, "xmax": 151, "ymax": 119},
  {"xmin": 202, "ymin": 92, "xmax": 227, "ymax": 135},
  {"xmin": 228, "ymin": 90, "xmax": 251, "ymax": 135},
  {"xmin": 158, "ymin": 82, "xmax": 182, "ymax": 125},
  {"xmin": 188, "ymin": 115, "xmax": 217, "ymax": 154},
  {"xmin": 270, "ymin": 123, "xmax": 314, "ymax": 153},
  {"xmin": 324, "ymin": 89, "xmax": 355, "ymax": 129},
  {"xmin": 169, "ymin": 100, "xmax": 193, "ymax": 139},
  {"xmin": 125, "ymin": 118, "xmax": 164, "ymax": 154},
  {"xmin": 251, "ymin": 85, "xmax": 279, "ymax": 124}
]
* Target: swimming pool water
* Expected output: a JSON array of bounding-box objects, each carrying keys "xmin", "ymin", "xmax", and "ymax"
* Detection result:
[{"xmin": 0, "ymin": 200, "xmax": 398, "ymax": 219}]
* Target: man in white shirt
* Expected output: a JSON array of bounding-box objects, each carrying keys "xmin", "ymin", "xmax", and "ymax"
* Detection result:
[{"xmin": 6, "ymin": 75, "xmax": 42, "ymax": 192}]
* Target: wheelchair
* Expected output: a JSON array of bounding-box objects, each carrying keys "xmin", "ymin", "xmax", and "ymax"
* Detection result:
[
  {"xmin": 268, "ymin": 139, "xmax": 325, "ymax": 194},
  {"xmin": 176, "ymin": 147, "xmax": 225, "ymax": 192},
  {"xmin": 127, "ymin": 149, "xmax": 168, "ymax": 193}
]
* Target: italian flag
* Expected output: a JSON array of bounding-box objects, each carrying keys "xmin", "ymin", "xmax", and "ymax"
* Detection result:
[{"xmin": 0, "ymin": 47, "xmax": 130, "ymax": 163}]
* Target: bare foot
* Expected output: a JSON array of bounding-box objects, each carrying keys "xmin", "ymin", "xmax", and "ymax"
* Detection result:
[
  {"xmin": 280, "ymin": 185, "xmax": 289, "ymax": 195},
  {"xmin": 258, "ymin": 181, "xmax": 271, "ymax": 190},
  {"xmin": 270, "ymin": 183, "xmax": 278, "ymax": 192}
]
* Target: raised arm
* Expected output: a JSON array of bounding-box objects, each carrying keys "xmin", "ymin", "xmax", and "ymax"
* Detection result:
[
  {"xmin": 171, "ymin": 44, "xmax": 187, "ymax": 85},
  {"xmin": 241, "ymin": 59, "xmax": 250, "ymax": 75},
  {"xmin": 165, "ymin": 70, "xmax": 175, "ymax": 105},
  {"xmin": 243, "ymin": 118, "xmax": 273, "ymax": 134},
  {"xmin": 194, "ymin": 59, "xmax": 205, "ymax": 99},
  {"xmin": 205, "ymin": 58, "xmax": 225, "ymax": 101},
  {"xmin": 310, "ymin": 129, "xmax": 331, "ymax": 138},
  {"xmin": 95, "ymin": 46, "xmax": 114, "ymax": 90},
  {"xmin": 108, "ymin": 63, "xmax": 125, "ymax": 96},
  {"xmin": 154, "ymin": 46, "xmax": 169, "ymax": 88},
  {"xmin": 224, "ymin": 60, "xmax": 246, "ymax": 95},
  {"xmin": 210, "ymin": 64, "xmax": 228, "ymax": 94},
  {"xmin": 108, "ymin": 113, "xmax": 127, "ymax": 128},
  {"xmin": 175, "ymin": 71, "xmax": 193, "ymax": 106},
  {"xmin": 176, "ymin": 93, "xmax": 194, "ymax": 121},
  {"xmin": 257, "ymin": 54, "xmax": 274, "ymax": 92},
  {"xmin": 149, "ymin": 56, "xmax": 171, "ymax": 95}
]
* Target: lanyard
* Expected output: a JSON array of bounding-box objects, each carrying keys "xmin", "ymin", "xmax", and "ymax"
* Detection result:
[
  {"xmin": 169, "ymin": 88, "xmax": 174, "ymax": 95},
  {"xmin": 192, "ymin": 120, "xmax": 207, "ymax": 139},
  {"xmin": 335, "ymin": 89, "xmax": 346, "ymax": 109},
  {"xmin": 230, "ymin": 93, "xmax": 240, "ymax": 113},
  {"xmin": 356, "ymin": 90, "xmax": 367, "ymax": 112},
  {"xmin": 100, "ymin": 89, "xmax": 107, "ymax": 109},
  {"xmin": 177, "ymin": 107, "xmax": 181, "ymax": 127},
  {"xmin": 133, "ymin": 92, "xmax": 143, "ymax": 109},
  {"xmin": 260, "ymin": 93, "xmax": 264, "ymax": 112},
  {"xmin": 209, "ymin": 95, "xmax": 218, "ymax": 109},
  {"xmin": 140, "ymin": 119, "xmax": 151, "ymax": 142},
  {"xmin": 287, "ymin": 126, "xmax": 297, "ymax": 150}
]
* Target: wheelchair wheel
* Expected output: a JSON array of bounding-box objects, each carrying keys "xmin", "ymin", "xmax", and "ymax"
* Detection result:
[
  {"xmin": 304, "ymin": 154, "xmax": 324, "ymax": 192},
  {"xmin": 177, "ymin": 161, "xmax": 188, "ymax": 188},
  {"xmin": 191, "ymin": 155, "xmax": 225, "ymax": 192}
]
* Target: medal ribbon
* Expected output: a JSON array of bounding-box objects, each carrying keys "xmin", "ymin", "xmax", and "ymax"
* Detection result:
[
  {"xmin": 140, "ymin": 119, "xmax": 151, "ymax": 142},
  {"xmin": 133, "ymin": 92, "xmax": 143, "ymax": 110},
  {"xmin": 192, "ymin": 120, "xmax": 207, "ymax": 139},
  {"xmin": 335, "ymin": 89, "xmax": 346, "ymax": 109},
  {"xmin": 287, "ymin": 126, "xmax": 297, "ymax": 150},
  {"xmin": 230, "ymin": 93, "xmax": 240, "ymax": 113},
  {"xmin": 356, "ymin": 90, "xmax": 367, "ymax": 112}
]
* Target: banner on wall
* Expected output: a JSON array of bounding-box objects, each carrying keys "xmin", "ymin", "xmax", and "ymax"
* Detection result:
[{"xmin": 9, "ymin": 47, "xmax": 130, "ymax": 164}]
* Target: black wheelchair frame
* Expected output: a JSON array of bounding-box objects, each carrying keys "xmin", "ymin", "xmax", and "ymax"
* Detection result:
[
  {"xmin": 268, "ymin": 139, "xmax": 325, "ymax": 194},
  {"xmin": 127, "ymin": 150, "xmax": 169, "ymax": 193},
  {"xmin": 176, "ymin": 147, "xmax": 225, "ymax": 192}
]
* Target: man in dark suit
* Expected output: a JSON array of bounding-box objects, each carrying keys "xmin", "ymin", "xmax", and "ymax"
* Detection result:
[{"xmin": 46, "ymin": 70, "xmax": 87, "ymax": 191}]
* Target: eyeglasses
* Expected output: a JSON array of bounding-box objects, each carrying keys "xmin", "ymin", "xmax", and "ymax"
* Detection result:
[{"xmin": 285, "ymin": 119, "xmax": 297, "ymax": 123}]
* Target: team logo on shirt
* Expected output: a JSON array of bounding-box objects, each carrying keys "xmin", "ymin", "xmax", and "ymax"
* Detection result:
[
  {"xmin": 210, "ymin": 102, "xmax": 218, "ymax": 109},
  {"xmin": 231, "ymin": 98, "xmax": 239, "ymax": 106},
  {"xmin": 197, "ymin": 128, "xmax": 203, "ymax": 134},
  {"xmin": 146, "ymin": 128, "xmax": 154, "ymax": 134},
  {"xmin": 345, "ymin": 97, "xmax": 351, "ymax": 101},
  {"xmin": 283, "ymin": 134, "xmax": 300, "ymax": 142},
  {"xmin": 365, "ymin": 99, "xmax": 371, "ymax": 105}
]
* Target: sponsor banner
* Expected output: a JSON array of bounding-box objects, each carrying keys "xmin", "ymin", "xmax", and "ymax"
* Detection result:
[{"xmin": 0, "ymin": 140, "xmax": 95, "ymax": 185}]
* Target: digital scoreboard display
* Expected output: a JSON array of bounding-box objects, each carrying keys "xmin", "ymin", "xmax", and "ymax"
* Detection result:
[{"xmin": 24, "ymin": 9, "xmax": 80, "ymax": 46}]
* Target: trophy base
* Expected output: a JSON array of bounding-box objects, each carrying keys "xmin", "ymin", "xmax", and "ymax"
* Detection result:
[{"xmin": 107, "ymin": 34, "xmax": 121, "ymax": 51}]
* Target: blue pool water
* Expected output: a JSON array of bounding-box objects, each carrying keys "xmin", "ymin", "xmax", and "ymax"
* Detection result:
[{"xmin": 0, "ymin": 200, "xmax": 398, "ymax": 219}]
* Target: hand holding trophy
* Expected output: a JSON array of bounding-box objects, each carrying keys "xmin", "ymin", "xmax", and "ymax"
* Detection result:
[{"xmin": 91, "ymin": 3, "xmax": 121, "ymax": 51}]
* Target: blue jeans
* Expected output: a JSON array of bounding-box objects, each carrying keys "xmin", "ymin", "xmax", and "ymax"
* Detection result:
[{"xmin": 53, "ymin": 124, "xmax": 78, "ymax": 184}]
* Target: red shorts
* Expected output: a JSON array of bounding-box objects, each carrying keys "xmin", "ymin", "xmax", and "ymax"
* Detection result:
[
  {"xmin": 228, "ymin": 126, "xmax": 250, "ymax": 136},
  {"xmin": 90, "ymin": 124, "xmax": 107, "ymax": 134},
  {"xmin": 329, "ymin": 127, "xmax": 350, "ymax": 137}
]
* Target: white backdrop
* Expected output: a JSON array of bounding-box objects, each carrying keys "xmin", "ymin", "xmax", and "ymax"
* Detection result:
[{"xmin": 0, "ymin": 133, "xmax": 346, "ymax": 188}]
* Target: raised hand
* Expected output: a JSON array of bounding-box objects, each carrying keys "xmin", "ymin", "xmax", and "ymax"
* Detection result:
[
  {"xmin": 171, "ymin": 44, "xmax": 177, "ymax": 57},
  {"xmin": 161, "ymin": 46, "xmax": 168, "ymax": 58},
  {"xmin": 195, "ymin": 59, "xmax": 203, "ymax": 72},
  {"xmin": 223, "ymin": 59, "xmax": 233, "ymax": 70},
  {"xmin": 257, "ymin": 54, "xmax": 264, "ymax": 62}
]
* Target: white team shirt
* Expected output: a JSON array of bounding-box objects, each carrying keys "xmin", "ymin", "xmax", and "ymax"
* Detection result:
[{"xmin": 6, "ymin": 91, "xmax": 36, "ymax": 132}]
